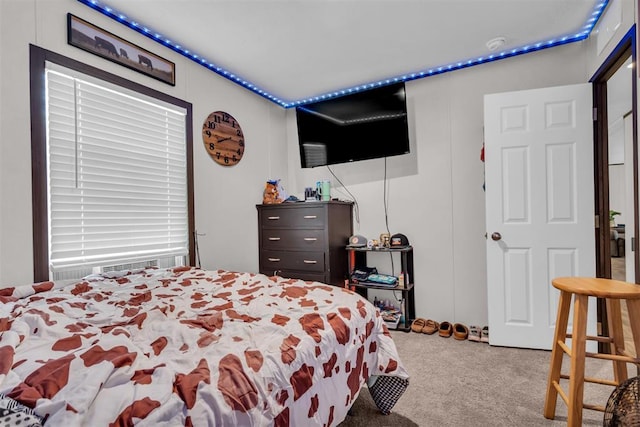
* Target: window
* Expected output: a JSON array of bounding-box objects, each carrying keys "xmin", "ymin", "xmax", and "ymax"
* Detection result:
[{"xmin": 30, "ymin": 45, "xmax": 194, "ymax": 282}]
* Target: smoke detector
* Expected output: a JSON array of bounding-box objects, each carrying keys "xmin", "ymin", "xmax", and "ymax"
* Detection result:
[{"xmin": 486, "ymin": 37, "xmax": 507, "ymax": 51}]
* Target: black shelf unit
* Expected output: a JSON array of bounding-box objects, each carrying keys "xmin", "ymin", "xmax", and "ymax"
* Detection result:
[{"xmin": 346, "ymin": 246, "xmax": 415, "ymax": 332}]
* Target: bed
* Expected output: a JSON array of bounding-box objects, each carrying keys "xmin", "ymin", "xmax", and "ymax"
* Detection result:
[{"xmin": 0, "ymin": 266, "xmax": 408, "ymax": 426}]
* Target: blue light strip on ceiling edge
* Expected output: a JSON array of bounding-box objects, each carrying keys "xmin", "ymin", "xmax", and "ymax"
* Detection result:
[{"xmin": 77, "ymin": 0, "xmax": 608, "ymax": 109}]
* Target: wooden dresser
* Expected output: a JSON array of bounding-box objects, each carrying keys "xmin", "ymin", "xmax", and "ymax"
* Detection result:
[{"xmin": 256, "ymin": 201, "xmax": 353, "ymax": 285}]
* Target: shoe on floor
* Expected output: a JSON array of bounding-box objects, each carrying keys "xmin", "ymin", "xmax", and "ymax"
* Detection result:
[
  {"xmin": 410, "ymin": 318, "xmax": 427, "ymax": 333},
  {"xmin": 438, "ymin": 321, "xmax": 453, "ymax": 338},
  {"xmin": 453, "ymin": 323, "xmax": 469, "ymax": 340},
  {"xmin": 421, "ymin": 319, "xmax": 440, "ymax": 335},
  {"xmin": 480, "ymin": 325, "xmax": 489, "ymax": 343},
  {"xmin": 468, "ymin": 325, "xmax": 481, "ymax": 342}
]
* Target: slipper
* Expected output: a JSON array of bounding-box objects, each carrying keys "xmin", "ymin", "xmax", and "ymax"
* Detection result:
[
  {"xmin": 438, "ymin": 321, "xmax": 453, "ymax": 338},
  {"xmin": 480, "ymin": 326, "xmax": 489, "ymax": 343},
  {"xmin": 468, "ymin": 325, "xmax": 481, "ymax": 342},
  {"xmin": 453, "ymin": 323, "xmax": 469, "ymax": 340},
  {"xmin": 421, "ymin": 319, "xmax": 439, "ymax": 335},
  {"xmin": 410, "ymin": 318, "xmax": 427, "ymax": 333}
]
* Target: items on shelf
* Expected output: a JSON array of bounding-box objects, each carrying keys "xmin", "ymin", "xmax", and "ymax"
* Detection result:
[
  {"xmin": 346, "ymin": 244, "xmax": 415, "ymax": 331},
  {"xmin": 350, "ymin": 267, "xmax": 397, "ymax": 286},
  {"xmin": 347, "ymin": 235, "xmax": 368, "ymax": 248},
  {"xmin": 373, "ymin": 297, "xmax": 403, "ymax": 329},
  {"xmin": 390, "ymin": 233, "xmax": 410, "ymax": 248},
  {"xmin": 350, "ymin": 266, "xmax": 378, "ymax": 283},
  {"xmin": 367, "ymin": 273, "xmax": 397, "ymax": 286},
  {"xmin": 349, "ymin": 233, "xmax": 410, "ymax": 250}
]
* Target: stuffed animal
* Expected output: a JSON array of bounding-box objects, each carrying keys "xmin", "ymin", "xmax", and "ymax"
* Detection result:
[{"xmin": 263, "ymin": 180, "xmax": 281, "ymax": 204}]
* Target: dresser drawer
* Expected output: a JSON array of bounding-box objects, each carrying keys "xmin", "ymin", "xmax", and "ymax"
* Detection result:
[
  {"xmin": 261, "ymin": 250, "xmax": 325, "ymax": 272},
  {"xmin": 273, "ymin": 270, "xmax": 327, "ymax": 283},
  {"xmin": 260, "ymin": 206, "xmax": 325, "ymax": 228},
  {"xmin": 261, "ymin": 229, "xmax": 326, "ymax": 250}
]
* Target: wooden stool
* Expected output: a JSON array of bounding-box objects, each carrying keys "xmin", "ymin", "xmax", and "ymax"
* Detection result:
[{"xmin": 544, "ymin": 277, "xmax": 640, "ymax": 426}]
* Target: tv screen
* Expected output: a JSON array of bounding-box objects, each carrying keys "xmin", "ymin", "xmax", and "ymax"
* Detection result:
[{"xmin": 296, "ymin": 82, "xmax": 410, "ymax": 168}]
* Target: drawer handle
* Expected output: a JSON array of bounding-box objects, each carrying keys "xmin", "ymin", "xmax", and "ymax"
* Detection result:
[
  {"xmin": 267, "ymin": 216, "xmax": 280, "ymax": 220},
  {"xmin": 268, "ymin": 237, "xmax": 281, "ymax": 241},
  {"xmin": 303, "ymin": 260, "xmax": 318, "ymax": 264},
  {"xmin": 268, "ymin": 258, "xmax": 281, "ymax": 262},
  {"xmin": 303, "ymin": 215, "xmax": 317, "ymax": 219},
  {"xmin": 303, "ymin": 237, "xmax": 317, "ymax": 241}
]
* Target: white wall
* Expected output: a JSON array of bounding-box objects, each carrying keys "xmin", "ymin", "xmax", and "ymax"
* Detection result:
[
  {"xmin": 0, "ymin": 0, "xmax": 287, "ymax": 286},
  {"xmin": 0, "ymin": 1, "xmax": 4, "ymax": 289},
  {"xmin": 281, "ymin": 0, "xmax": 638, "ymax": 327},
  {"xmin": 286, "ymin": 43, "xmax": 589, "ymax": 326},
  {"xmin": 0, "ymin": 0, "xmax": 35, "ymax": 287},
  {"xmin": 585, "ymin": 0, "xmax": 636, "ymax": 78}
]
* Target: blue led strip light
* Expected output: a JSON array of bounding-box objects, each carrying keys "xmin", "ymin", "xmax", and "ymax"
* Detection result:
[
  {"xmin": 76, "ymin": 0, "xmax": 287, "ymax": 106},
  {"xmin": 78, "ymin": 0, "xmax": 608, "ymax": 108}
]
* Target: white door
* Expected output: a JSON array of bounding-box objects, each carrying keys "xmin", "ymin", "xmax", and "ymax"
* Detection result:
[{"xmin": 484, "ymin": 83, "xmax": 596, "ymax": 350}]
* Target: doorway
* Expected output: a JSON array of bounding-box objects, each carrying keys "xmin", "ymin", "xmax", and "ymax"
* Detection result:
[
  {"xmin": 607, "ymin": 58, "xmax": 633, "ymax": 283},
  {"xmin": 591, "ymin": 25, "xmax": 637, "ymax": 354}
]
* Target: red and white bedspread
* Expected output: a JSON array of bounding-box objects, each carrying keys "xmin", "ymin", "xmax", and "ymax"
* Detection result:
[{"xmin": 0, "ymin": 267, "xmax": 408, "ymax": 426}]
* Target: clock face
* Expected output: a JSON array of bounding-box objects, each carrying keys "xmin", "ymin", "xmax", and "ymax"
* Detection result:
[{"xmin": 202, "ymin": 111, "xmax": 245, "ymax": 166}]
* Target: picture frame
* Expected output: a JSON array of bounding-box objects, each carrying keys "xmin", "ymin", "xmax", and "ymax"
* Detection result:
[{"xmin": 67, "ymin": 13, "xmax": 175, "ymax": 86}]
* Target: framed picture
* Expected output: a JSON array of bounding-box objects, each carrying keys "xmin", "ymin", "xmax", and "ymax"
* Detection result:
[{"xmin": 67, "ymin": 14, "xmax": 175, "ymax": 86}]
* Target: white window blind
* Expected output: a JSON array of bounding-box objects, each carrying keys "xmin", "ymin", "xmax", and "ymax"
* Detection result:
[{"xmin": 45, "ymin": 64, "xmax": 188, "ymax": 274}]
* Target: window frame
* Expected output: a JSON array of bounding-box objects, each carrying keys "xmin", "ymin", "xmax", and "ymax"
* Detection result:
[{"xmin": 30, "ymin": 44, "xmax": 195, "ymax": 282}]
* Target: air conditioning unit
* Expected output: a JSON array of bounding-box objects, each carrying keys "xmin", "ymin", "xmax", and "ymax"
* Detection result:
[
  {"xmin": 52, "ymin": 256, "xmax": 185, "ymax": 281},
  {"xmin": 98, "ymin": 259, "xmax": 158, "ymax": 274}
]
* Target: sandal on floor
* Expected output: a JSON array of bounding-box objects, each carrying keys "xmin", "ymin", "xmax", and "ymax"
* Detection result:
[
  {"xmin": 480, "ymin": 325, "xmax": 489, "ymax": 343},
  {"xmin": 421, "ymin": 319, "xmax": 440, "ymax": 335},
  {"xmin": 438, "ymin": 321, "xmax": 453, "ymax": 338},
  {"xmin": 453, "ymin": 323, "xmax": 469, "ymax": 340},
  {"xmin": 411, "ymin": 318, "xmax": 427, "ymax": 333},
  {"xmin": 468, "ymin": 325, "xmax": 481, "ymax": 342}
]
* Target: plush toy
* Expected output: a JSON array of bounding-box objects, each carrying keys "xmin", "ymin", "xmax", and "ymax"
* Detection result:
[{"xmin": 263, "ymin": 180, "xmax": 281, "ymax": 204}]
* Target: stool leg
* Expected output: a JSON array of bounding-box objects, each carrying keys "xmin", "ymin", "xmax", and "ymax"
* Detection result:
[
  {"xmin": 606, "ymin": 298, "xmax": 628, "ymax": 383},
  {"xmin": 567, "ymin": 293, "xmax": 588, "ymax": 427},
  {"xmin": 544, "ymin": 290, "xmax": 572, "ymax": 419},
  {"xmin": 626, "ymin": 299, "xmax": 640, "ymax": 360}
]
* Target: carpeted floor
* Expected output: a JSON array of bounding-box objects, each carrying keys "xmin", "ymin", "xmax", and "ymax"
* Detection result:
[{"xmin": 338, "ymin": 330, "xmax": 631, "ymax": 427}]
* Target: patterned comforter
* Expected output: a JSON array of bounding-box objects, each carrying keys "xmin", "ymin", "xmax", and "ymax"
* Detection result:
[{"xmin": 0, "ymin": 267, "xmax": 408, "ymax": 426}]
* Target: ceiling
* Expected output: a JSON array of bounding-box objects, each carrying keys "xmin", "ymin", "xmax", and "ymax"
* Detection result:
[{"xmin": 83, "ymin": 0, "xmax": 608, "ymax": 107}]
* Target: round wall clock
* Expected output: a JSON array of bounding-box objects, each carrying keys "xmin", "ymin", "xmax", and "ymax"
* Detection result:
[{"xmin": 202, "ymin": 111, "xmax": 245, "ymax": 166}]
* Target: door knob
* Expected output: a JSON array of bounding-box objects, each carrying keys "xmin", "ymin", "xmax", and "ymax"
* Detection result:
[{"xmin": 491, "ymin": 232, "xmax": 502, "ymax": 241}]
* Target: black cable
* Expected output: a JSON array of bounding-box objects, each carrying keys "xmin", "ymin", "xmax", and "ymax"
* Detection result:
[
  {"xmin": 327, "ymin": 165, "xmax": 360, "ymax": 227},
  {"xmin": 383, "ymin": 158, "xmax": 395, "ymax": 275},
  {"xmin": 383, "ymin": 158, "xmax": 390, "ymax": 234}
]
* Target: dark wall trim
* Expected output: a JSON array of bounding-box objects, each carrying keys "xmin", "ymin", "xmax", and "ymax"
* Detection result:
[
  {"xmin": 29, "ymin": 44, "xmax": 195, "ymax": 282},
  {"xmin": 589, "ymin": 25, "xmax": 637, "ymax": 281},
  {"xmin": 589, "ymin": 26, "xmax": 636, "ymax": 352},
  {"xmin": 592, "ymin": 79, "xmax": 610, "ymax": 279},
  {"xmin": 30, "ymin": 46, "xmax": 49, "ymax": 283}
]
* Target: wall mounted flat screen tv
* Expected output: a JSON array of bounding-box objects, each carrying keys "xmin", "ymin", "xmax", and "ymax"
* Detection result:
[{"xmin": 296, "ymin": 82, "xmax": 410, "ymax": 168}]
